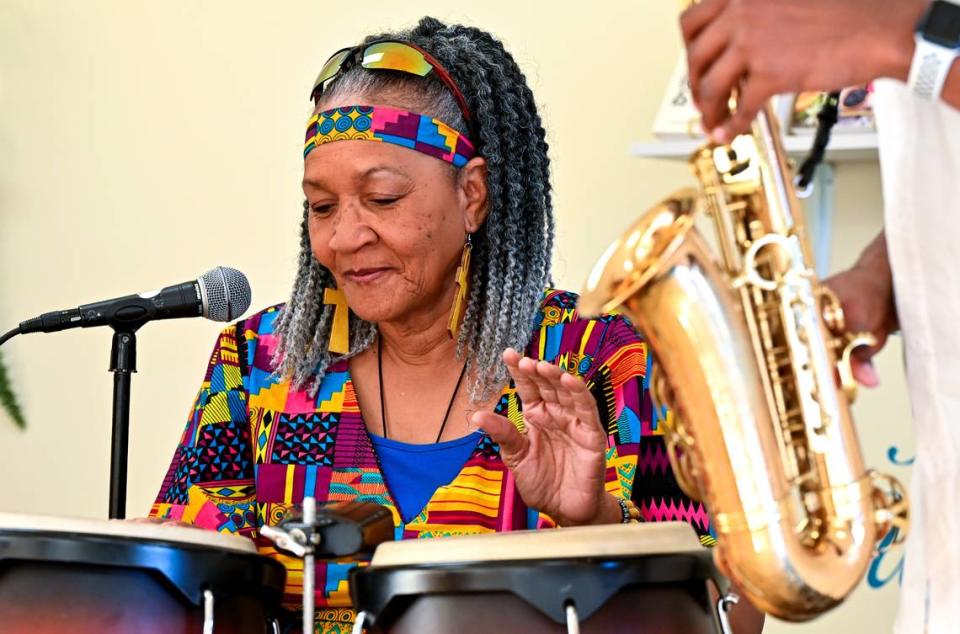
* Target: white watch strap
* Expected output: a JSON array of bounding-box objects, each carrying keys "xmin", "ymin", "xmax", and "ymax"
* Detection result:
[{"xmin": 908, "ymin": 35, "xmax": 959, "ymax": 100}]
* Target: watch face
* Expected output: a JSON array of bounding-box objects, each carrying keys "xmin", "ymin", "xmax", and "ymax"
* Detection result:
[{"xmin": 922, "ymin": 0, "xmax": 960, "ymax": 48}]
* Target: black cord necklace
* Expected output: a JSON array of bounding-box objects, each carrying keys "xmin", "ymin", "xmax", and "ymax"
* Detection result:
[{"xmin": 377, "ymin": 335, "xmax": 469, "ymax": 443}]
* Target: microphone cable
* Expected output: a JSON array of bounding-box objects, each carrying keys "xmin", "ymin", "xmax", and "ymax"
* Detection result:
[{"xmin": 0, "ymin": 328, "xmax": 20, "ymax": 347}]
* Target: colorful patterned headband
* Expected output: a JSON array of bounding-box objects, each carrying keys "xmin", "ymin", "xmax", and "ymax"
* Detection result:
[{"xmin": 303, "ymin": 104, "xmax": 476, "ymax": 167}]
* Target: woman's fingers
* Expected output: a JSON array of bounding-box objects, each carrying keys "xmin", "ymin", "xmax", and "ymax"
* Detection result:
[
  {"xmin": 506, "ymin": 353, "xmax": 573, "ymax": 412},
  {"xmin": 503, "ymin": 350, "xmax": 597, "ymax": 420},
  {"xmin": 472, "ymin": 410, "xmax": 527, "ymax": 459},
  {"xmin": 560, "ymin": 371, "xmax": 601, "ymax": 427},
  {"xmin": 503, "ymin": 348, "xmax": 543, "ymax": 407},
  {"xmin": 501, "ymin": 350, "xmax": 603, "ymax": 444},
  {"xmin": 535, "ymin": 361, "xmax": 578, "ymax": 410},
  {"xmin": 529, "ymin": 360, "xmax": 566, "ymax": 405}
]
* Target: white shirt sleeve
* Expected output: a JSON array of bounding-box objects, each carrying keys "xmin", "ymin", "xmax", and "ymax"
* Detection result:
[{"xmin": 874, "ymin": 78, "xmax": 960, "ymax": 634}]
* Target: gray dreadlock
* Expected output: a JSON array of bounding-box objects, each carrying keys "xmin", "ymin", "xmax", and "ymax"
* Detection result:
[{"xmin": 273, "ymin": 16, "xmax": 555, "ymax": 401}]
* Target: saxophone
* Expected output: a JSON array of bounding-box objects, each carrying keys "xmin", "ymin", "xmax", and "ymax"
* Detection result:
[{"xmin": 579, "ymin": 103, "xmax": 909, "ymax": 620}]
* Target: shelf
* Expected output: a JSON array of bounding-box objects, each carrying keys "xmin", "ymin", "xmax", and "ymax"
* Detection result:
[{"xmin": 631, "ymin": 132, "xmax": 878, "ymax": 163}]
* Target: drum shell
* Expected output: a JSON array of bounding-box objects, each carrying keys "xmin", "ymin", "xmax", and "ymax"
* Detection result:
[
  {"xmin": 0, "ymin": 526, "xmax": 287, "ymax": 634},
  {"xmin": 352, "ymin": 552, "xmax": 725, "ymax": 634}
]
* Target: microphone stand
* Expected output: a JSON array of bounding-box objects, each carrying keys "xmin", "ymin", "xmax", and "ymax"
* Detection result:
[
  {"xmin": 1, "ymin": 265, "xmax": 251, "ymax": 521},
  {"xmin": 109, "ymin": 326, "xmax": 139, "ymax": 519},
  {"xmin": 0, "ymin": 323, "xmax": 140, "ymax": 519}
]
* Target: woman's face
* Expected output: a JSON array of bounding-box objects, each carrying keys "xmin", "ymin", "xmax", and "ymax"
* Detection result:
[{"xmin": 302, "ymin": 103, "xmax": 487, "ymax": 326}]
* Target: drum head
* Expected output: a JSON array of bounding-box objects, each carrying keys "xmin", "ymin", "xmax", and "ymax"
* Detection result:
[
  {"xmin": 0, "ymin": 513, "xmax": 256, "ymax": 553},
  {"xmin": 370, "ymin": 521, "xmax": 703, "ymax": 566}
]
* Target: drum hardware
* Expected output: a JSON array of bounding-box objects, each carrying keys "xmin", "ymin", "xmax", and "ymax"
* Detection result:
[
  {"xmin": 716, "ymin": 592, "xmax": 740, "ymax": 634},
  {"xmin": 200, "ymin": 588, "xmax": 281, "ymax": 634},
  {"xmin": 262, "ymin": 498, "xmax": 394, "ymax": 634},
  {"xmin": 203, "ymin": 590, "xmax": 281, "ymax": 634},
  {"xmin": 204, "ymin": 589, "xmax": 214, "ymax": 634},
  {"xmin": 556, "ymin": 593, "xmax": 745, "ymax": 634},
  {"xmin": 564, "ymin": 603, "xmax": 579, "ymax": 634},
  {"xmin": 263, "ymin": 497, "xmax": 319, "ymax": 634},
  {"xmin": 351, "ymin": 611, "xmax": 371, "ymax": 634}
]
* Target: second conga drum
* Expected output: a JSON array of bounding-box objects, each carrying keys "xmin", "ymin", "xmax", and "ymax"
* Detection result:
[
  {"xmin": 350, "ymin": 521, "xmax": 730, "ymax": 634},
  {"xmin": 0, "ymin": 513, "xmax": 287, "ymax": 634}
]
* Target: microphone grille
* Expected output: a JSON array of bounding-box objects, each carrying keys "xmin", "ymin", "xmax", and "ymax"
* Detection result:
[{"xmin": 199, "ymin": 266, "xmax": 252, "ymax": 322}]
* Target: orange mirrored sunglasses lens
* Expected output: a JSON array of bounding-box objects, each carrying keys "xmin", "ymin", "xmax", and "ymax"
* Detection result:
[
  {"xmin": 312, "ymin": 48, "xmax": 352, "ymax": 95},
  {"xmin": 361, "ymin": 42, "xmax": 431, "ymax": 76}
]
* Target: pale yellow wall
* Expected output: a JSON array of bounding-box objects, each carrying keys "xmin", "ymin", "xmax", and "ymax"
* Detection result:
[{"xmin": 0, "ymin": 2, "xmax": 912, "ymax": 632}]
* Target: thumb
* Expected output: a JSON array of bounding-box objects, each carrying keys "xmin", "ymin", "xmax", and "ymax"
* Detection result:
[
  {"xmin": 852, "ymin": 358, "xmax": 880, "ymax": 388},
  {"xmin": 472, "ymin": 411, "xmax": 527, "ymax": 459}
]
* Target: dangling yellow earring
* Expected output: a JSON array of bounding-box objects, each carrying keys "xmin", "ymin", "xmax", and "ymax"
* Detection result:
[
  {"xmin": 323, "ymin": 287, "xmax": 350, "ymax": 354},
  {"xmin": 448, "ymin": 234, "xmax": 472, "ymax": 339}
]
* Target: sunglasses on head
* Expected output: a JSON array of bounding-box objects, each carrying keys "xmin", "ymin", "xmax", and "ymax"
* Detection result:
[{"xmin": 310, "ymin": 40, "xmax": 475, "ymax": 138}]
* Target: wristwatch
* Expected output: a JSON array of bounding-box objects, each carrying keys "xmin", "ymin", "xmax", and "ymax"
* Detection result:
[{"xmin": 908, "ymin": 0, "xmax": 960, "ymax": 99}]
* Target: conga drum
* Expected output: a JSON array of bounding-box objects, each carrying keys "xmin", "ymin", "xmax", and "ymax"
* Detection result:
[
  {"xmin": 0, "ymin": 513, "xmax": 287, "ymax": 633},
  {"xmin": 351, "ymin": 522, "xmax": 734, "ymax": 634}
]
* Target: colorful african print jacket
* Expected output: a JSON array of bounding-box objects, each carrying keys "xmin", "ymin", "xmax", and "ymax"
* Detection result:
[{"xmin": 150, "ymin": 289, "xmax": 714, "ymax": 633}]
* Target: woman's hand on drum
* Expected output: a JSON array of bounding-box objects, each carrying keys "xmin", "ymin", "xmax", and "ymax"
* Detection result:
[{"xmin": 471, "ymin": 349, "xmax": 621, "ymax": 527}]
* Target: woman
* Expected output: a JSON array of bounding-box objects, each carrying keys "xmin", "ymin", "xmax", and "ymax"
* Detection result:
[{"xmin": 149, "ymin": 17, "xmax": 730, "ymax": 632}]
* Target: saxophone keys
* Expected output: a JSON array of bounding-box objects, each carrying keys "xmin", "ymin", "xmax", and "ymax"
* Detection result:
[
  {"xmin": 818, "ymin": 286, "xmax": 846, "ymax": 335},
  {"xmin": 868, "ymin": 470, "xmax": 910, "ymax": 547},
  {"xmin": 742, "ymin": 233, "xmax": 797, "ymax": 291}
]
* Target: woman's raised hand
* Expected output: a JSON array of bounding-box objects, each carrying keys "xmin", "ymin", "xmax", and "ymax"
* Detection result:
[{"xmin": 471, "ymin": 348, "xmax": 621, "ymax": 526}]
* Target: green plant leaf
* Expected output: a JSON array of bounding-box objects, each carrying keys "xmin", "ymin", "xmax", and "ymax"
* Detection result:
[{"xmin": 0, "ymin": 349, "xmax": 26, "ymax": 429}]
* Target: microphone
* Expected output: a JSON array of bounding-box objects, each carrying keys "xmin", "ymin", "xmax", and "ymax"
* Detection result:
[
  {"xmin": 12, "ymin": 266, "xmax": 252, "ymax": 337},
  {"xmin": 0, "ymin": 266, "xmax": 253, "ymax": 520}
]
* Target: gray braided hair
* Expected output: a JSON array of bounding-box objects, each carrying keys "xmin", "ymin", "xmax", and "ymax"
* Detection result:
[{"xmin": 273, "ymin": 16, "xmax": 555, "ymax": 401}]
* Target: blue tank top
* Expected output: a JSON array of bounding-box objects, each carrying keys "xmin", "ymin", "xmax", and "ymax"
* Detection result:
[{"xmin": 370, "ymin": 431, "xmax": 482, "ymax": 523}]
